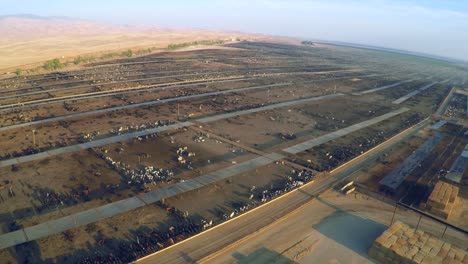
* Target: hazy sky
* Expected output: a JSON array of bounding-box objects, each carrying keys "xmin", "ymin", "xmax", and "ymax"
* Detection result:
[{"xmin": 2, "ymin": 0, "xmax": 468, "ymax": 61}]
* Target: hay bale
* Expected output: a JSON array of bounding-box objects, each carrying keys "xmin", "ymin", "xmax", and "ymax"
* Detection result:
[
  {"xmin": 368, "ymin": 221, "xmax": 467, "ymax": 264},
  {"xmin": 437, "ymin": 245, "xmax": 449, "ymax": 259},
  {"xmin": 427, "ymin": 181, "xmax": 460, "ymax": 219},
  {"xmin": 413, "ymin": 252, "xmax": 425, "ymax": 263}
]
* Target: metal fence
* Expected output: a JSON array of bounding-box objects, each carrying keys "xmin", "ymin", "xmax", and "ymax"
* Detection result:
[{"xmin": 390, "ymin": 202, "xmax": 467, "ymax": 250}]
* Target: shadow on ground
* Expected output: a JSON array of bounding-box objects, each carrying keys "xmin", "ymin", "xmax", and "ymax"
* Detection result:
[
  {"xmin": 233, "ymin": 247, "xmax": 298, "ymax": 264},
  {"xmin": 312, "ymin": 197, "xmax": 386, "ymax": 259}
]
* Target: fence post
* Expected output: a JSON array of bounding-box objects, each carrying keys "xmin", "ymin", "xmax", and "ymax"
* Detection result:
[
  {"xmin": 442, "ymin": 225, "xmax": 448, "ymax": 238},
  {"xmin": 416, "ymin": 215, "xmax": 422, "ymax": 231},
  {"xmin": 390, "ymin": 203, "xmax": 397, "ymax": 225}
]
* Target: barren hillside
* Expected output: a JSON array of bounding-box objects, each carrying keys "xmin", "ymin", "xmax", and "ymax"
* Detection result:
[{"xmin": 0, "ymin": 15, "xmax": 262, "ymax": 70}]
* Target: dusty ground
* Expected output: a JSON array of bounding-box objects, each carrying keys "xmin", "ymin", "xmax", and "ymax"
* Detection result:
[
  {"xmin": 166, "ymin": 162, "xmax": 296, "ymax": 223},
  {"xmin": 201, "ymin": 96, "xmax": 396, "ymax": 154},
  {"xmin": 162, "ymin": 189, "xmax": 467, "ymax": 264},
  {"xmin": 0, "ymin": 203, "xmax": 171, "ymax": 263},
  {"xmin": 100, "ymin": 128, "xmax": 258, "ymax": 183},
  {"xmin": 0, "ymin": 41, "xmax": 465, "ymax": 263},
  {"xmin": 295, "ymin": 111, "xmax": 423, "ymax": 172},
  {"xmin": 0, "ymin": 150, "xmax": 124, "ymax": 228},
  {"xmin": 0, "ymin": 126, "xmax": 259, "ymax": 230}
]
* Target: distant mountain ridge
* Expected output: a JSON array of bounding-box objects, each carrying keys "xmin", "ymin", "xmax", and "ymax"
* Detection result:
[
  {"xmin": 0, "ymin": 15, "xmax": 261, "ymax": 71},
  {"xmin": 315, "ymin": 40, "xmax": 468, "ymax": 65},
  {"xmin": 0, "ymin": 14, "xmax": 166, "ymax": 40}
]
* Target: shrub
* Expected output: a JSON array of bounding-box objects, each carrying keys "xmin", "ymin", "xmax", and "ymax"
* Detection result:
[
  {"xmin": 125, "ymin": 49, "xmax": 133, "ymax": 57},
  {"xmin": 100, "ymin": 52, "xmax": 119, "ymax": 59},
  {"xmin": 301, "ymin": 40, "xmax": 315, "ymax": 45},
  {"xmin": 43, "ymin": 58, "xmax": 64, "ymax": 71},
  {"xmin": 167, "ymin": 40, "xmax": 224, "ymax": 50},
  {"xmin": 73, "ymin": 56, "xmax": 83, "ymax": 65},
  {"xmin": 30, "ymin": 66, "xmax": 41, "ymax": 73}
]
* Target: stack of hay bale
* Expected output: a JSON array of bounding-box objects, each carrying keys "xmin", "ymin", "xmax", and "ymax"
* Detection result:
[
  {"xmin": 368, "ymin": 221, "xmax": 467, "ymax": 263},
  {"xmin": 425, "ymin": 181, "xmax": 459, "ymax": 219}
]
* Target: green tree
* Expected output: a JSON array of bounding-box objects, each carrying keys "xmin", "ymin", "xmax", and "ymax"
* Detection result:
[{"xmin": 15, "ymin": 68, "xmax": 22, "ymax": 76}]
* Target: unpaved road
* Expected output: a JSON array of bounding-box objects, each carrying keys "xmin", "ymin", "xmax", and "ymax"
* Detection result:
[
  {"xmin": 196, "ymin": 190, "xmax": 387, "ymax": 264},
  {"xmin": 136, "ymin": 114, "xmax": 430, "ymax": 264}
]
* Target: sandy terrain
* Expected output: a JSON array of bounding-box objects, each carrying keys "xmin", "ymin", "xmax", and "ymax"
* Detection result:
[{"xmin": 0, "ymin": 15, "xmax": 263, "ymax": 72}]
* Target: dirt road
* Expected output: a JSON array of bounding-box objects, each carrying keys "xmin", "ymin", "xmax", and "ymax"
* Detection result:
[
  {"xmin": 196, "ymin": 191, "xmax": 388, "ymax": 264},
  {"xmin": 136, "ymin": 113, "xmax": 429, "ymax": 264}
]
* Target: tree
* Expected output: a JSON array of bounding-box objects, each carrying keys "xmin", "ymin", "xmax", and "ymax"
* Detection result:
[{"xmin": 15, "ymin": 68, "xmax": 22, "ymax": 76}]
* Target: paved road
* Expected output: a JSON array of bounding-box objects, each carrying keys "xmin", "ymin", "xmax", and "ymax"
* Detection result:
[
  {"xmin": 136, "ymin": 111, "xmax": 429, "ymax": 264},
  {"xmin": 0, "ymin": 137, "xmax": 305, "ymax": 249},
  {"xmin": 0, "ymin": 76, "xmax": 254, "ymax": 111},
  {"xmin": 431, "ymin": 120, "xmax": 447, "ymax": 130},
  {"xmin": 197, "ymin": 93, "xmax": 343, "ymax": 123},
  {"xmin": 0, "ymin": 74, "xmax": 390, "ymax": 132},
  {"xmin": 196, "ymin": 196, "xmax": 383, "ymax": 264},
  {"xmin": 0, "ymin": 72, "xmax": 404, "ymax": 135},
  {"xmin": 0, "ymin": 57, "xmax": 331, "ymax": 87},
  {"xmin": 0, "ymin": 69, "xmax": 356, "ymax": 111},
  {"xmin": 0, "ymin": 82, "xmax": 292, "ymax": 132},
  {"xmin": 283, "ymin": 108, "xmax": 409, "ymax": 154},
  {"xmin": 351, "ymin": 78, "xmax": 418, "ymax": 95},
  {"xmin": 392, "ymin": 81, "xmax": 439, "ymax": 104},
  {"xmin": 0, "ymin": 66, "xmax": 347, "ymax": 97},
  {"xmin": 0, "ymin": 72, "xmax": 378, "ymax": 124},
  {"xmin": 302, "ymin": 73, "xmax": 383, "ymax": 84},
  {"xmin": 0, "ymin": 104, "xmax": 406, "ymax": 250},
  {"xmin": 0, "ymin": 152, "xmax": 285, "ymax": 249},
  {"xmin": 446, "ymin": 144, "xmax": 468, "ymax": 183},
  {"xmin": 75, "ymin": 56, "xmax": 293, "ymax": 70},
  {"xmin": 138, "ymin": 172, "xmax": 347, "ymax": 264},
  {"xmin": 0, "ymin": 65, "xmax": 267, "ymax": 89},
  {"xmin": 434, "ymin": 87, "xmax": 456, "ymax": 118},
  {"xmin": 0, "ymin": 67, "xmax": 206, "ymax": 88},
  {"xmin": 0, "ymin": 93, "xmax": 341, "ymax": 168},
  {"xmin": 0, "ymin": 56, "xmax": 294, "ymax": 86},
  {"xmin": 0, "ymin": 68, "xmax": 371, "ymax": 112},
  {"xmin": 0, "ymin": 122, "xmax": 191, "ymax": 169},
  {"xmin": 0, "ymin": 71, "xmax": 225, "ymax": 99}
]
